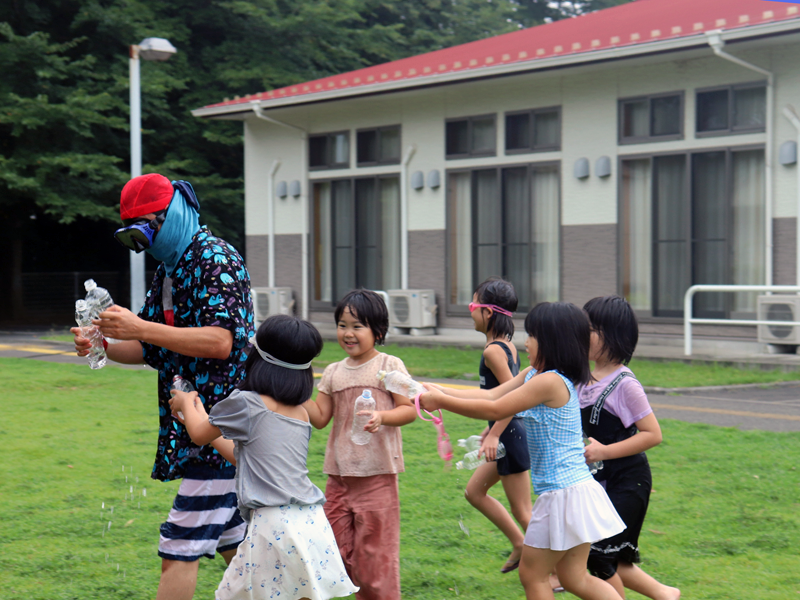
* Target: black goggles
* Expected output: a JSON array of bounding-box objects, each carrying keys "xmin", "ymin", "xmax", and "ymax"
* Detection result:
[{"xmin": 114, "ymin": 211, "xmax": 167, "ymax": 253}]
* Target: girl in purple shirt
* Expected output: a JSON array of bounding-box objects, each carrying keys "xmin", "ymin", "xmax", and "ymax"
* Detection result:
[{"xmin": 579, "ymin": 296, "xmax": 680, "ymax": 600}]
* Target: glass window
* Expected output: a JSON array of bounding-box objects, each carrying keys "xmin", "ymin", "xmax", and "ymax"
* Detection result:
[
  {"xmin": 505, "ymin": 113, "xmax": 530, "ymax": 150},
  {"xmin": 534, "ymin": 110, "xmax": 560, "ymax": 148},
  {"xmin": 446, "ymin": 115, "xmax": 496, "ymax": 158},
  {"xmin": 696, "ymin": 90, "xmax": 729, "ymax": 132},
  {"xmin": 733, "ymin": 86, "xmax": 766, "ymax": 130},
  {"xmin": 505, "ymin": 108, "xmax": 561, "ymax": 152},
  {"xmin": 620, "ymin": 94, "xmax": 682, "ymax": 143},
  {"xmin": 356, "ymin": 130, "xmax": 377, "ymax": 164},
  {"xmin": 357, "ymin": 126, "xmax": 401, "ymax": 165},
  {"xmin": 696, "ymin": 83, "xmax": 766, "ymax": 135},
  {"xmin": 308, "ymin": 132, "xmax": 349, "ymax": 169},
  {"xmin": 380, "ymin": 127, "xmax": 401, "ymax": 162},
  {"xmin": 622, "ymin": 100, "xmax": 648, "ymax": 139},
  {"xmin": 651, "ymin": 96, "xmax": 681, "ymax": 136},
  {"xmin": 447, "ymin": 163, "xmax": 560, "ymax": 309}
]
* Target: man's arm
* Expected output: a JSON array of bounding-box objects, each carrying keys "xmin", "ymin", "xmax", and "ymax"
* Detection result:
[
  {"xmin": 95, "ymin": 305, "xmax": 233, "ymax": 359},
  {"xmin": 70, "ymin": 327, "xmax": 145, "ymax": 365}
]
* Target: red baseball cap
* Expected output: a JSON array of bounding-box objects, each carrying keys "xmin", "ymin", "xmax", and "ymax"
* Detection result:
[{"xmin": 120, "ymin": 173, "xmax": 174, "ymax": 220}]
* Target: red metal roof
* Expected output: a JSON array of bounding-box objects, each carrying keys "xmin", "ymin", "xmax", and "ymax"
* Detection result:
[{"xmin": 202, "ymin": 0, "xmax": 799, "ymax": 110}]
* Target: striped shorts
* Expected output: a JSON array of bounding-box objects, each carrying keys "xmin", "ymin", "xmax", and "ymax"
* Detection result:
[{"xmin": 158, "ymin": 465, "xmax": 246, "ymax": 562}]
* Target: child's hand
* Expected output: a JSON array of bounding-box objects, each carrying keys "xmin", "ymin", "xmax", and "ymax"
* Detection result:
[
  {"xmin": 584, "ymin": 437, "xmax": 606, "ymax": 463},
  {"xmin": 480, "ymin": 432, "xmax": 501, "ymax": 461},
  {"xmin": 169, "ymin": 390, "xmax": 200, "ymax": 421},
  {"xmin": 364, "ymin": 411, "xmax": 382, "ymax": 433},
  {"xmin": 478, "ymin": 425, "xmax": 490, "ymax": 443},
  {"xmin": 422, "ymin": 382, "xmax": 446, "ymax": 393},
  {"xmin": 419, "ymin": 388, "xmax": 445, "ymax": 412}
]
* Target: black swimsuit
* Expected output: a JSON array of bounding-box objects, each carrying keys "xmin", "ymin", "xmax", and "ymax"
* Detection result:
[{"xmin": 479, "ymin": 341, "xmax": 531, "ymax": 476}]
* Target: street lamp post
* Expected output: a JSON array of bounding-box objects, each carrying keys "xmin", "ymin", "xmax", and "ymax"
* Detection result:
[{"xmin": 128, "ymin": 37, "xmax": 176, "ymax": 311}]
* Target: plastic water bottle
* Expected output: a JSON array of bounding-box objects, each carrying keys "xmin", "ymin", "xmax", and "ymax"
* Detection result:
[
  {"xmin": 75, "ymin": 299, "xmax": 107, "ymax": 370},
  {"xmin": 84, "ymin": 279, "xmax": 120, "ymax": 344},
  {"xmin": 584, "ymin": 437, "xmax": 604, "ymax": 475},
  {"xmin": 376, "ymin": 370, "xmax": 424, "ymax": 398},
  {"xmin": 170, "ymin": 375, "xmax": 196, "ymax": 421},
  {"xmin": 350, "ymin": 389, "xmax": 375, "ymax": 445},
  {"xmin": 455, "ymin": 442, "xmax": 506, "ymax": 470},
  {"xmin": 458, "ymin": 435, "xmax": 483, "ymax": 453}
]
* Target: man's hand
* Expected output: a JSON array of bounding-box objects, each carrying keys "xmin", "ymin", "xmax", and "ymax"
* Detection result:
[
  {"xmin": 70, "ymin": 327, "xmax": 93, "ymax": 357},
  {"xmin": 94, "ymin": 305, "xmax": 145, "ymax": 341}
]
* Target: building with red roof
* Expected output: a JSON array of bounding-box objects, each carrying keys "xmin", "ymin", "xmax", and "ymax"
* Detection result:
[{"xmin": 195, "ymin": 0, "xmax": 800, "ymax": 350}]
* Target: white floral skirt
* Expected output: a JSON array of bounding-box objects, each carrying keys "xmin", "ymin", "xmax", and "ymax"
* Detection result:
[
  {"xmin": 216, "ymin": 504, "xmax": 359, "ymax": 600},
  {"xmin": 524, "ymin": 479, "xmax": 626, "ymax": 551}
]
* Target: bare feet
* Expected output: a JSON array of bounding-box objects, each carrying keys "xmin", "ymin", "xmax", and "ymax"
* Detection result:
[
  {"xmin": 661, "ymin": 586, "xmax": 681, "ymax": 600},
  {"xmin": 500, "ymin": 546, "xmax": 522, "ymax": 573},
  {"xmin": 549, "ymin": 572, "xmax": 563, "ymax": 592}
]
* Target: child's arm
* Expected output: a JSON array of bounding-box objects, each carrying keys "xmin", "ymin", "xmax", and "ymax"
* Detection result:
[
  {"xmin": 211, "ymin": 438, "xmax": 236, "ymax": 465},
  {"xmin": 481, "ymin": 344, "xmax": 519, "ymax": 460},
  {"xmin": 303, "ymin": 391, "xmax": 334, "ymax": 429},
  {"xmin": 169, "ymin": 390, "xmax": 223, "ymax": 446},
  {"xmin": 365, "ymin": 392, "xmax": 416, "ymax": 432},
  {"xmin": 425, "ymin": 366, "xmax": 533, "ymax": 401},
  {"xmin": 584, "ymin": 412, "xmax": 663, "ymax": 463},
  {"xmin": 420, "ymin": 371, "xmax": 567, "ymax": 421}
]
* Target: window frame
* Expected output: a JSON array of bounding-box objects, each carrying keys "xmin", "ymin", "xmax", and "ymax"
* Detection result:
[
  {"xmin": 308, "ymin": 130, "xmax": 350, "ymax": 171},
  {"xmin": 616, "ymin": 142, "xmax": 765, "ymax": 321},
  {"xmin": 618, "ymin": 91, "xmax": 685, "ymax": 145},
  {"xmin": 444, "ymin": 113, "xmax": 498, "ymax": 160},
  {"xmin": 308, "ymin": 173, "xmax": 401, "ymax": 310},
  {"xmin": 504, "ymin": 106, "xmax": 562, "ymax": 154},
  {"xmin": 355, "ymin": 125, "xmax": 402, "ymax": 167},
  {"xmin": 695, "ymin": 81, "xmax": 767, "ymax": 138},
  {"xmin": 444, "ymin": 160, "xmax": 562, "ymax": 317}
]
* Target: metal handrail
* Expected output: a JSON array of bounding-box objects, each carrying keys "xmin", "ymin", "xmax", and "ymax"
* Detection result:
[{"xmin": 684, "ymin": 284, "xmax": 800, "ymax": 355}]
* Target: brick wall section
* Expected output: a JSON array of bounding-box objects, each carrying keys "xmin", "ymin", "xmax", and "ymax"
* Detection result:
[
  {"xmin": 773, "ymin": 217, "xmax": 796, "ymax": 286},
  {"xmin": 560, "ymin": 223, "xmax": 618, "ymax": 306},
  {"xmin": 246, "ymin": 233, "xmax": 303, "ymax": 316},
  {"xmin": 407, "ymin": 229, "xmax": 451, "ymax": 327}
]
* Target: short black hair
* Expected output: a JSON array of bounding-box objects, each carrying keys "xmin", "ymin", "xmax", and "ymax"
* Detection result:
[
  {"xmin": 238, "ymin": 315, "xmax": 323, "ymax": 406},
  {"xmin": 334, "ymin": 289, "xmax": 389, "ymax": 345},
  {"xmin": 524, "ymin": 302, "xmax": 591, "ymax": 386},
  {"xmin": 583, "ymin": 295, "xmax": 638, "ymax": 365},
  {"xmin": 474, "ymin": 277, "xmax": 518, "ymax": 341}
]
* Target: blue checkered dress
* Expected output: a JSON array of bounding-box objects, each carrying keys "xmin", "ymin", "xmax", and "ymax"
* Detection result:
[{"xmin": 517, "ymin": 370, "xmax": 594, "ymax": 495}]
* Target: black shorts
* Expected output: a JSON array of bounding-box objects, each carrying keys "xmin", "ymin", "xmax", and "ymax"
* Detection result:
[
  {"xmin": 490, "ymin": 417, "xmax": 530, "ymax": 476},
  {"xmin": 587, "ymin": 467, "xmax": 652, "ymax": 579}
]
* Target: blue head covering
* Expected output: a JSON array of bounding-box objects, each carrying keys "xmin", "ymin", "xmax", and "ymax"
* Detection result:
[{"xmin": 147, "ymin": 189, "xmax": 201, "ymax": 275}]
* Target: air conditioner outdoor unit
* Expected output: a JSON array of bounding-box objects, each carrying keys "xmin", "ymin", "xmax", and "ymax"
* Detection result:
[
  {"xmin": 756, "ymin": 295, "xmax": 800, "ymax": 345},
  {"xmin": 252, "ymin": 287, "xmax": 295, "ymax": 324},
  {"xmin": 387, "ymin": 289, "xmax": 437, "ymax": 335}
]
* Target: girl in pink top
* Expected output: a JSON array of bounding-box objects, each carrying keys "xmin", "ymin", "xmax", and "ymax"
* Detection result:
[{"xmin": 303, "ymin": 289, "xmax": 416, "ymax": 600}]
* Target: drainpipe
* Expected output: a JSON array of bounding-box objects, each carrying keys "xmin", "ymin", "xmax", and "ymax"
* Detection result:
[
  {"xmin": 706, "ymin": 30, "xmax": 774, "ymax": 286},
  {"xmin": 266, "ymin": 159, "xmax": 281, "ymax": 287},
  {"xmin": 250, "ymin": 102, "xmax": 309, "ymax": 319},
  {"xmin": 400, "ymin": 145, "xmax": 417, "ymax": 289},
  {"xmin": 782, "ymin": 105, "xmax": 800, "ymax": 288}
]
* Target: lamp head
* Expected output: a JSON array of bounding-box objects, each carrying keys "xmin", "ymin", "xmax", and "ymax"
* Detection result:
[{"xmin": 138, "ymin": 37, "xmax": 177, "ymax": 61}]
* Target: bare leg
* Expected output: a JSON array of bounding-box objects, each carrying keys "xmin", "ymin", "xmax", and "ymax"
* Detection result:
[
  {"xmin": 605, "ymin": 573, "xmax": 626, "ymax": 599},
  {"xmin": 156, "ymin": 558, "xmax": 199, "ymax": 600},
  {"xmin": 220, "ymin": 547, "xmax": 237, "ymax": 566},
  {"xmin": 617, "ymin": 562, "xmax": 680, "ymax": 600},
  {"xmin": 465, "ymin": 461, "xmax": 525, "ymax": 565},
  {"xmin": 499, "ymin": 470, "xmax": 533, "ymax": 530},
  {"xmin": 556, "ymin": 543, "xmax": 623, "ymax": 600},
  {"xmin": 519, "ymin": 545, "xmax": 564, "ymax": 600}
]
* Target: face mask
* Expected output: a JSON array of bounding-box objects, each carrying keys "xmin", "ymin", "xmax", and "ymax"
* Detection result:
[{"xmin": 147, "ymin": 190, "xmax": 200, "ymax": 275}]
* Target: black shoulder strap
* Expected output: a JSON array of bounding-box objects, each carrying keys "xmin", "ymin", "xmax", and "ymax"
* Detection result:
[
  {"xmin": 589, "ymin": 371, "xmax": 634, "ymax": 426},
  {"xmin": 487, "ymin": 340, "xmax": 514, "ymax": 362}
]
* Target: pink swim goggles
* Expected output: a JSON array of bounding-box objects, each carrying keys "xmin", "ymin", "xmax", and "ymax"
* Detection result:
[
  {"xmin": 414, "ymin": 392, "xmax": 453, "ymax": 463},
  {"xmin": 468, "ymin": 302, "xmax": 514, "ymax": 317}
]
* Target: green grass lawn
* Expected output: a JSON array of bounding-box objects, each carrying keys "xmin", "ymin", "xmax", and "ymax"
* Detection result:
[{"xmin": 2, "ymin": 357, "xmax": 799, "ymax": 599}]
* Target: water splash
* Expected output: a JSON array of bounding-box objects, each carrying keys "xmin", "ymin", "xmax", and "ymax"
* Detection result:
[{"xmin": 458, "ymin": 515, "xmax": 470, "ymax": 536}]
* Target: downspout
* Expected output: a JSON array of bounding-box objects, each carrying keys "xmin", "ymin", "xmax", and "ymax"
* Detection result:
[
  {"xmin": 250, "ymin": 102, "xmax": 309, "ymax": 319},
  {"xmin": 706, "ymin": 30, "xmax": 774, "ymax": 286},
  {"xmin": 400, "ymin": 145, "xmax": 417, "ymax": 289},
  {"xmin": 267, "ymin": 159, "xmax": 281, "ymax": 287},
  {"xmin": 782, "ymin": 105, "xmax": 800, "ymax": 288}
]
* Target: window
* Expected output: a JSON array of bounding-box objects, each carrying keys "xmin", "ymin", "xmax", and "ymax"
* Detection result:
[
  {"xmin": 619, "ymin": 93, "xmax": 683, "ymax": 143},
  {"xmin": 445, "ymin": 115, "xmax": 496, "ymax": 159},
  {"xmin": 357, "ymin": 126, "xmax": 401, "ymax": 166},
  {"xmin": 696, "ymin": 83, "xmax": 766, "ymax": 135},
  {"xmin": 620, "ymin": 148, "xmax": 765, "ymax": 318},
  {"xmin": 311, "ymin": 176, "xmax": 401, "ymax": 304},
  {"xmin": 505, "ymin": 107, "xmax": 561, "ymax": 153},
  {"xmin": 308, "ymin": 131, "xmax": 350, "ymax": 169},
  {"xmin": 447, "ymin": 163, "xmax": 560, "ymax": 310}
]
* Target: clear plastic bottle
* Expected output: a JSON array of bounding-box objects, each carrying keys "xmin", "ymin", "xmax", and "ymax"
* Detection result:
[
  {"xmin": 376, "ymin": 370, "xmax": 424, "ymax": 398},
  {"xmin": 455, "ymin": 443, "xmax": 506, "ymax": 470},
  {"xmin": 584, "ymin": 437, "xmax": 604, "ymax": 475},
  {"xmin": 350, "ymin": 389, "xmax": 376, "ymax": 445},
  {"xmin": 84, "ymin": 279, "xmax": 120, "ymax": 344},
  {"xmin": 75, "ymin": 299, "xmax": 107, "ymax": 370},
  {"xmin": 170, "ymin": 375, "xmax": 196, "ymax": 421}
]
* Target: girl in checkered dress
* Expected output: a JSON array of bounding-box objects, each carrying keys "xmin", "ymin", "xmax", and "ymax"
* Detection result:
[{"xmin": 420, "ymin": 302, "xmax": 626, "ymax": 600}]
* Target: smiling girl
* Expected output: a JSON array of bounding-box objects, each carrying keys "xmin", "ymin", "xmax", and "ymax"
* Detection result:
[{"xmin": 303, "ymin": 289, "xmax": 416, "ymax": 600}]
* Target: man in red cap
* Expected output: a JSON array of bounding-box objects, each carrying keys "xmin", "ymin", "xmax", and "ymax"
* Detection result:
[{"xmin": 71, "ymin": 174, "xmax": 254, "ymax": 600}]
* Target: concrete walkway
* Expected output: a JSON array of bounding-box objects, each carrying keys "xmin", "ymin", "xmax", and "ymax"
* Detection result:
[{"xmin": 3, "ymin": 328, "xmax": 800, "ymax": 432}]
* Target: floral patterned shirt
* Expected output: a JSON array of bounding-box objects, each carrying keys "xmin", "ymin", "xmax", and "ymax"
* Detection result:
[{"xmin": 139, "ymin": 226, "xmax": 255, "ymax": 481}]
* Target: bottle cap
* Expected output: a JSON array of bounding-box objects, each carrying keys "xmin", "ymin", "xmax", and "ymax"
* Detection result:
[
  {"xmin": 376, "ymin": 370, "xmax": 386, "ymax": 381},
  {"xmin": 362, "ymin": 389, "xmax": 372, "ymax": 398},
  {"xmin": 76, "ymin": 299, "xmax": 87, "ymax": 310},
  {"xmin": 84, "ymin": 279, "xmax": 97, "ymax": 292}
]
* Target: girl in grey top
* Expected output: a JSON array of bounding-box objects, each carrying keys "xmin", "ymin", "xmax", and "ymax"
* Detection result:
[{"xmin": 171, "ymin": 315, "xmax": 358, "ymax": 600}]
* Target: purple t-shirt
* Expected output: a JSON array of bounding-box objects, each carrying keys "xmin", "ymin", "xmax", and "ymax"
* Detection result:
[{"xmin": 577, "ymin": 366, "xmax": 652, "ymax": 428}]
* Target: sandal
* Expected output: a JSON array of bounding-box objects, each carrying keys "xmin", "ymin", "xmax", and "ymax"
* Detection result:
[{"xmin": 500, "ymin": 559, "xmax": 520, "ymax": 574}]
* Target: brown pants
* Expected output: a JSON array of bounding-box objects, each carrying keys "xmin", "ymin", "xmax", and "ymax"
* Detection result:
[{"xmin": 324, "ymin": 474, "xmax": 401, "ymax": 600}]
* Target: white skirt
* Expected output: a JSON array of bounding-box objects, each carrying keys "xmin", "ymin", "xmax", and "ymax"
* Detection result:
[
  {"xmin": 216, "ymin": 504, "xmax": 359, "ymax": 600},
  {"xmin": 524, "ymin": 479, "xmax": 626, "ymax": 551}
]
